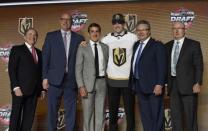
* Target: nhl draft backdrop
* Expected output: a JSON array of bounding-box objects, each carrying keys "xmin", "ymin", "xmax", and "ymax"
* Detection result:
[{"xmin": 0, "ymin": 1, "xmax": 208, "ymax": 131}]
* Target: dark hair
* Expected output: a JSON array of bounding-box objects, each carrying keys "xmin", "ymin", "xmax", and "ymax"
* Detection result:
[
  {"xmin": 136, "ymin": 20, "xmax": 151, "ymax": 30},
  {"xmin": 24, "ymin": 28, "xmax": 38, "ymax": 37},
  {"xmin": 88, "ymin": 23, "xmax": 101, "ymax": 33},
  {"xmin": 112, "ymin": 13, "xmax": 125, "ymax": 25}
]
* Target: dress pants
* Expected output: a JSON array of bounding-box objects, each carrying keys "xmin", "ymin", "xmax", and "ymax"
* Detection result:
[
  {"xmin": 9, "ymin": 92, "xmax": 38, "ymax": 131},
  {"xmin": 81, "ymin": 78, "xmax": 107, "ymax": 131},
  {"xmin": 47, "ymin": 74, "xmax": 77, "ymax": 131},
  {"xmin": 135, "ymin": 79, "xmax": 164, "ymax": 131},
  {"xmin": 108, "ymin": 86, "xmax": 135, "ymax": 131},
  {"xmin": 170, "ymin": 77, "xmax": 198, "ymax": 131}
]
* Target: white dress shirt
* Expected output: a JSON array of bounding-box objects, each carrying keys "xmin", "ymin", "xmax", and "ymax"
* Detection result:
[
  {"xmin": 132, "ymin": 37, "xmax": 150, "ymax": 73},
  {"xmin": 171, "ymin": 37, "xmax": 185, "ymax": 76},
  {"xmin": 90, "ymin": 40, "xmax": 105, "ymax": 76}
]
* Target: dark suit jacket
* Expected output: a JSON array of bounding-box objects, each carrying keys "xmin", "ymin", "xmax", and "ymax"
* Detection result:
[
  {"xmin": 130, "ymin": 38, "xmax": 167, "ymax": 94},
  {"xmin": 42, "ymin": 30, "xmax": 84, "ymax": 87},
  {"xmin": 8, "ymin": 44, "xmax": 43, "ymax": 96},
  {"xmin": 166, "ymin": 37, "xmax": 203, "ymax": 95}
]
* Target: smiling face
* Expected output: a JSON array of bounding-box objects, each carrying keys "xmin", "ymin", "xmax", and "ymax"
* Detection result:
[
  {"xmin": 59, "ymin": 13, "xmax": 71, "ymax": 31},
  {"xmin": 172, "ymin": 22, "xmax": 186, "ymax": 40},
  {"xmin": 112, "ymin": 23, "xmax": 125, "ymax": 34},
  {"xmin": 89, "ymin": 26, "xmax": 101, "ymax": 42},
  {"xmin": 136, "ymin": 23, "xmax": 151, "ymax": 42},
  {"xmin": 24, "ymin": 28, "xmax": 38, "ymax": 46}
]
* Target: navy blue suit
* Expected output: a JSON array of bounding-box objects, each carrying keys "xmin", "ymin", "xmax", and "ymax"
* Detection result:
[
  {"xmin": 42, "ymin": 30, "xmax": 84, "ymax": 131},
  {"xmin": 130, "ymin": 38, "xmax": 167, "ymax": 131}
]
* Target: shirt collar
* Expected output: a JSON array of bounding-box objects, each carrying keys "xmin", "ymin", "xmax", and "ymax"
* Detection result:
[
  {"xmin": 90, "ymin": 40, "xmax": 100, "ymax": 46},
  {"xmin": 25, "ymin": 42, "xmax": 33, "ymax": 49},
  {"xmin": 111, "ymin": 30, "xmax": 127, "ymax": 37},
  {"xmin": 141, "ymin": 37, "xmax": 151, "ymax": 45},
  {"xmin": 174, "ymin": 37, "xmax": 185, "ymax": 44},
  {"xmin": 61, "ymin": 29, "xmax": 71, "ymax": 35}
]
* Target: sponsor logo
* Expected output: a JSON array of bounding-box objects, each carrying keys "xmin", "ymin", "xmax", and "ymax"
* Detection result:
[
  {"xmin": 57, "ymin": 109, "xmax": 65, "ymax": 130},
  {"xmin": 105, "ymin": 107, "xmax": 125, "ymax": 126},
  {"xmin": 0, "ymin": 43, "xmax": 13, "ymax": 71},
  {"xmin": 113, "ymin": 48, "xmax": 126, "ymax": 66},
  {"xmin": 0, "ymin": 104, "xmax": 11, "ymax": 126},
  {"xmin": 170, "ymin": 7, "xmax": 195, "ymax": 28},
  {"xmin": 164, "ymin": 108, "xmax": 172, "ymax": 130},
  {"xmin": 18, "ymin": 17, "xmax": 33, "ymax": 36},
  {"xmin": 71, "ymin": 11, "xmax": 88, "ymax": 32},
  {"xmin": 125, "ymin": 14, "xmax": 138, "ymax": 33}
]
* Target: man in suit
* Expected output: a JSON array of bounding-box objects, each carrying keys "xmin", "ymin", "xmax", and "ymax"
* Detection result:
[
  {"xmin": 166, "ymin": 21, "xmax": 203, "ymax": 131},
  {"xmin": 76, "ymin": 23, "xmax": 108, "ymax": 131},
  {"xmin": 42, "ymin": 12, "xmax": 84, "ymax": 131},
  {"xmin": 130, "ymin": 20, "xmax": 167, "ymax": 131},
  {"xmin": 8, "ymin": 28, "xmax": 45, "ymax": 131}
]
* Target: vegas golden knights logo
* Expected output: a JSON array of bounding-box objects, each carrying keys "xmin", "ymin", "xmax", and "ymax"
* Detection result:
[
  {"xmin": 113, "ymin": 48, "xmax": 126, "ymax": 66},
  {"xmin": 18, "ymin": 17, "xmax": 33, "ymax": 36}
]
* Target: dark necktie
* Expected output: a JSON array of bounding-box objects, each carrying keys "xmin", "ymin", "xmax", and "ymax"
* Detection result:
[
  {"xmin": 31, "ymin": 46, "xmax": 38, "ymax": 64},
  {"xmin": 134, "ymin": 43, "xmax": 143, "ymax": 79},
  {"xmin": 94, "ymin": 43, "xmax": 99, "ymax": 77}
]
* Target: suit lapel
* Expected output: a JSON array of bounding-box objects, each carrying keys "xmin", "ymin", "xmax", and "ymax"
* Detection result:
[
  {"xmin": 177, "ymin": 37, "xmax": 188, "ymax": 66},
  {"xmin": 139, "ymin": 38, "xmax": 152, "ymax": 59},
  {"xmin": 68, "ymin": 32, "xmax": 76, "ymax": 59},
  {"xmin": 57, "ymin": 30, "xmax": 66, "ymax": 53},
  {"xmin": 87, "ymin": 42, "xmax": 95, "ymax": 64},
  {"xmin": 168, "ymin": 40, "xmax": 174, "ymax": 65},
  {"xmin": 23, "ymin": 44, "xmax": 38, "ymax": 65},
  {"xmin": 23, "ymin": 44, "xmax": 34, "ymax": 61},
  {"xmin": 100, "ymin": 43, "xmax": 107, "ymax": 68}
]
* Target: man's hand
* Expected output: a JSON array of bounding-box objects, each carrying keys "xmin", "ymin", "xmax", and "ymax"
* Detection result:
[
  {"xmin": 14, "ymin": 87, "xmax": 23, "ymax": 96},
  {"xmin": 42, "ymin": 79, "xmax": 49, "ymax": 90},
  {"xmin": 193, "ymin": 83, "xmax": 201, "ymax": 93},
  {"xmin": 79, "ymin": 86, "xmax": 88, "ymax": 97},
  {"xmin": 40, "ymin": 91, "xmax": 46, "ymax": 100},
  {"xmin": 80, "ymin": 41, "xmax": 87, "ymax": 47},
  {"xmin": 153, "ymin": 85, "xmax": 163, "ymax": 96}
]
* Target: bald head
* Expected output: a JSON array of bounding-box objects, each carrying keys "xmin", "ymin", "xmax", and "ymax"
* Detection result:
[
  {"xmin": 172, "ymin": 21, "xmax": 186, "ymax": 40},
  {"xmin": 59, "ymin": 13, "xmax": 72, "ymax": 31}
]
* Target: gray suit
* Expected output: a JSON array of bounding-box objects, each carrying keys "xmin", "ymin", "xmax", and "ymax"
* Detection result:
[{"xmin": 76, "ymin": 42, "xmax": 108, "ymax": 131}]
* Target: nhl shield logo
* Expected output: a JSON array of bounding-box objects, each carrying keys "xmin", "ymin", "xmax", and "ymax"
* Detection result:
[
  {"xmin": 113, "ymin": 48, "xmax": 126, "ymax": 66},
  {"xmin": 125, "ymin": 14, "xmax": 137, "ymax": 33},
  {"xmin": 18, "ymin": 17, "xmax": 33, "ymax": 36}
]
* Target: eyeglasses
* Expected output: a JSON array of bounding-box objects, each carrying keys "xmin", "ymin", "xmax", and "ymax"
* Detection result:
[
  {"xmin": 172, "ymin": 28, "xmax": 185, "ymax": 30},
  {"xmin": 136, "ymin": 29, "xmax": 149, "ymax": 32},
  {"xmin": 60, "ymin": 18, "xmax": 70, "ymax": 21}
]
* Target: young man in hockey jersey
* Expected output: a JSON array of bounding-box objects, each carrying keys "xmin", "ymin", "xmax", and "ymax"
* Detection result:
[{"xmin": 102, "ymin": 13, "xmax": 138, "ymax": 131}]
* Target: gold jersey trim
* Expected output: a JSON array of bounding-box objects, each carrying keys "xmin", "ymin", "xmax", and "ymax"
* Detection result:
[{"xmin": 107, "ymin": 76, "xmax": 129, "ymax": 80}]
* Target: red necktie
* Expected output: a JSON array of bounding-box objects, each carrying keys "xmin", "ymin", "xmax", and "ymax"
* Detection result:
[{"xmin": 32, "ymin": 47, "xmax": 38, "ymax": 64}]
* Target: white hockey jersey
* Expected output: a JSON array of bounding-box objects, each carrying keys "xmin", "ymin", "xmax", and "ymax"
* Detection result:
[{"xmin": 102, "ymin": 31, "xmax": 138, "ymax": 80}]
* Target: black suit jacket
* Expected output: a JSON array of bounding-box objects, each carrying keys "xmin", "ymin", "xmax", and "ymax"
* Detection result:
[
  {"xmin": 8, "ymin": 44, "xmax": 43, "ymax": 96},
  {"xmin": 165, "ymin": 37, "xmax": 203, "ymax": 95}
]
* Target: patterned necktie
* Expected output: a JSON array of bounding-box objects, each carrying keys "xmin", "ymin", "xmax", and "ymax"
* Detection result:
[
  {"xmin": 63, "ymin": 32, "xmax": 67, "ymax": 54},
  {"xmin": 63, "ymin": 32, "xmax": 68, "ymax": 72},
  {"xmin": 94, "ymin": 43, "xmax": 99, "ymax": 77},
  {"xmin": 31, "ymin": 46, "xmax": 38, "ymax": 64},
  {"xmin": 134, "ymin": 43, "xmax": 143, "ymax": 79},
  {"xmin": 172, "ymin": 41, "xmax": 180, "ymax": 76}
]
